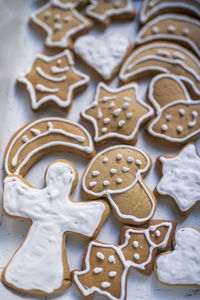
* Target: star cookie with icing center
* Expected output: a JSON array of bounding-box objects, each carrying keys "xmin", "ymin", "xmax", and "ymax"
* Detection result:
[
  {"xmin": 17, "ymin": 50, "xmax": 90, "ymax": 111},
  {"xmin": 31, "ymin": 1, "xmax": 93, "ymax": 49},
  {"xmin": 81, "ymin": 82, "xmax": 154, "ymax": 145}
]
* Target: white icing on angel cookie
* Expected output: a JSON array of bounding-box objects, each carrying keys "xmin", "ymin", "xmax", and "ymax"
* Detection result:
[
  {"xmin": 156, "ymin": 227, "xmax": 200, "ymax": 285},
  {"xmin": 157, "ymin": 143, "xmax": 200, "ymax": 213},
  {"xmin": 81, "ymin": 82, "xmax": 153, "ymax": 143},
  {"xmin": 17, "ymin": 50, "xmax": 89, "ymax": 110},
  {"xmin": 74, "ymin": 34, "xmax": 131, "ymax": 80},
  {"xmin": 2, "ymin": 161, "xmax": 106, "ymax": 294}
]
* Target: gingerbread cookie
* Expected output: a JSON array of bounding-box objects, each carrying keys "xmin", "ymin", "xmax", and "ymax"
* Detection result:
[
  {"xmin": 74, "ymin": 34, "xmax": 132, "ymax": 82},
  {"xmin": 136, "ymin": 14, "xmax": 200, "ymax": 58},
  {"xmin": 73, "ymin": 219, "xmax": 176, "ymax": 300},
  {"xmin": 2, "ymin": 160, "xmax": 110, "ymax": 295},
  {"xmin": 31, "ymin": 2, "xmax": 93, "ymax": 50},
  {"xmin": 81, "ymin": 82, "xmax": 154, "ymax": 144},
  {"xmin": 82, "ymin": 145, "xmax": 156, "ymax": 225},
  {"xmin": 85, "ymin": 0, "xmax": 135, "ymax": 27},
  {"xmin": 146, "ymin": 74, "xmax": 200, "ymax": 145},
  {"xmin": 119, "ymin": 42, "xmax": 200, "ymax": 99},
  {"xmin": 155, "ymin": 227, "xmax": 200, "ymax": 286},
  {"xmin": 140, "ymin": 0, "xmax": 200, "ymax": 24},
  {"xmin": 4, "ymin": 117, "xmax": 95, "ymax": 176},
  {"xmin": 52, "ymin": 0, "xmax": 88, "ymax": 9},
  {"xmin": 156, "ymin": 143, "xmax": 200, "ymax": 215},
  {"xmin": 17, "ymin": 50, "xmax": 90, "ymax": 111}
]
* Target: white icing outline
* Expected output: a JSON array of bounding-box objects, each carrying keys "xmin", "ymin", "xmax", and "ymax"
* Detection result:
[
  {"xmin": 73, "ymin": 241, "xmax": 129, "ymax": 300},
  {"xmin": 81, "ymin": 82, "xmax": 154, "ymax": 143},
  {"xmin": 136, "ymin": 14, "xmax": 200, "ymax": 58},
  {"xmin": 31, "ymin": 2, "xmax": 91, "ymax": 48},
  {"xmin": 17, "ymin": 50, "xmax": 89, "ymax": 110},
  {"xmin": 3, "ymin": 161, "xmax": 106, "ymax": 293},
  {"xmin": 86, "ymin": 0, "xmax": 135, "ymax": 23},
  {"xmin": 82, "ymin": 145, "xmax": 156, "ymax": 223},
  {"xmin": 119, "ymin": 42, "xmax": 200, "ymax": 97},
  {"xmin": 140, "ymin": 0, "xmax": 200, "ymax": 24},
  {"xmin": 157, "ymin": 143, "xmax": 200, "ymax": 212},
  {"xmin": 52, "ymin": 0, "xmax": 87, "ymax": 9},
  {"xmin": 4, "ymin": 117, "xmax": 94, "ymax": 175}
]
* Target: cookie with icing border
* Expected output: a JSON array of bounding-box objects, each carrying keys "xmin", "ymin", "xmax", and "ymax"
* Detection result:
[
  {"xmin": 52, "ymin": 0, "xmax": 88, "ymax": 9},
  {"xmin": 72, "ymin": 219, "xmax": 176, "ymax": 300},
  {"xmin": 156, "ymin": 143, "xmax": 200, "ymax": 216},
  {"xmin": 140, "ymin": 0, "xmax": 200, "ymax": 24},
  {"xmin": 85, "ymin": 0, "xmax": 135, "ymax": 27},
  {"xmin": 17, "ymin": 50, "xmax": 90, "ymax": 111},
  {"xmin": 119, "ymin": 42, "xmax": 200, "ymax": 99},
  {"xmin": 82, "ymin": 145, "xmax": 156, "ymax": 225},
  {"xmin": 31, "ymin": 2, "xmax": 93, "ymax": 50},
  {"xmin": 74, "ymin": 33, "xmax": 133, "ymax": 82},
  {"xmin": 1, "ymin": 160, "xmax": 110, "ymax": 295},
  {"xmin": 155, "ymin": 227, "xmax": 200, "ymax": 286},
  {"xmin": 81, "ymin": 82, "xmax": 154, "ymax": 145},
  {"xmin": 146, "ymin": 74, "xmax": 200, "ymax": 145},
  {"xmin": 4, "ymin": 117, "xmax": 95, "ymax": 176},
  {"xmin": 136, "ymin": 14, "xmax": 200, "ymax": 58}
]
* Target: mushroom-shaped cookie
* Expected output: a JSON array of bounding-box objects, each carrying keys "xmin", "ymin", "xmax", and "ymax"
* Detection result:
[{"xmin": 82, "ymin": 145, "xmax": 156, "ymax": 225}]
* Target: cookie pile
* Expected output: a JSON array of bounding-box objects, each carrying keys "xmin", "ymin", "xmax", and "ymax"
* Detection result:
[{"xmin": 1, "ymin": 0, "xmax": 200, "ymax": 299}]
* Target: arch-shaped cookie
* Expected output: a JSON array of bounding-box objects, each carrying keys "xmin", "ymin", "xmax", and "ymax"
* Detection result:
[{"xmin": 4, "ymin": 117, "xmax": 95, "ymax": 176}]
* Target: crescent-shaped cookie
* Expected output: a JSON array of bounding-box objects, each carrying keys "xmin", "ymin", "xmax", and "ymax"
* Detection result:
[
  {"xmin": 4, "ymin": 117, "xmax": 95, "ymax": 176},
  {"xmin": 140, "ymin": 0, "xmax": 200, "ymax": 24},
  {"xmin": 119, "ymin": 42, "xmax": 200, "ymax": 99},
  {"xmin": 136, "ymin": 14, "xmax": 200, "ymax": 58}
]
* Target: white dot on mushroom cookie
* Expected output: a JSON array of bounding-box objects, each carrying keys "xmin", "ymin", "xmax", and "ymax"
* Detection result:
[
  {"xmin": 127, "ymin": 156, "xmax": 134, "ymax": 163},
  {"xmin": 135, "ymin": 159, "xmax": 142, "ymax": 166},
  {"xmin": 116, "ymin": 177, "xmax": 122, "ymax": 184}
]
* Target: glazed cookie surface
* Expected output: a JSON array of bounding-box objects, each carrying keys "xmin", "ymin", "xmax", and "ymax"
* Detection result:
[
  {"xmin": 31, "ymin": 2, "xmax": 93, "ymax": 49},
  {"xmin": 81, "ymin": 82, "xmax": 154, "ymax": 144},
  {"xmin": 2, "ymin": 160, "xmax": 109, "ymax": 295},
  {"xmin": 82, "ymin": 145, "xmax": 156, "ymax": 225},
  {"xmin": 86, "ymin": 0, "xmax": 135, "ymax": 26},
  {"xmin": 17, "ymin": 50, "xmax": 90, "ymax": 111},
  {"xmin": 74, "ymin": 34, "xmax": 132, "ymax": 81}
]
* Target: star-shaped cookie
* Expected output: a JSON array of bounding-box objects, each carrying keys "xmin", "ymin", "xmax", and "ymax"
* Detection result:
[
  {"xmin": 17, "ymin": 50, "xmax": 90, "ymax": 111},
  {"xmin": 86, "ymin": 0, "xmax": 135, "ymax": 26},
  {"xmin": 156, "ymin": 143, "xmax": 200, "ymax": 215},
  {"xmin": 31, "ymin": 2, "xmax": 93, "ymax": 49},
  {"xmin": 81, "ymin": 82, "xmax": 154, "ymax": 144}
]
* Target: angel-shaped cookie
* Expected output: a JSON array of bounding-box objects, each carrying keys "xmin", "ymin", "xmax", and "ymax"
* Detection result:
[
  {"xmin": 2, "ymin": 160, "xmax": 109, "ymax": 295},
  {"xmin": 73, "ymin": 219, "xmax": 176, "ymax": 300},
  {"xmin": 146, "ymin": 74, "xmax": 200, "ymax": 145}
]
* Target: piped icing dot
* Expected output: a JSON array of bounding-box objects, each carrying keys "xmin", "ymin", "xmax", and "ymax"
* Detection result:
[
  {"xmin": 101, "ymin": 127, "xmax": 107, "ymax": 133},
  {"xmin": 96, "ymin": 252, "xmax": 105, "ymax": 260},
  {"xmin": 123, "ymin": 96, "xmax": 131, "ymax": 102},
  {"xmin": 104, "ymin": 118, "xmax": 110, "ymax": 124},
  {"xmin": 116, "ymin": 154, "xmax": 122, "ymax": 160},
  {"xmin": 156, "ymin": 50, "xmax": 170, "ymax": 57},
  {"xmin": 152, "ymin": 26, "xmax": 159, "ymax": 34},
  {"xmin": 54, "ymin": 14, "xmax": 60, "ymax": 21},
  {"xmin": 126, "ymin": 112, "xmax": 133, "ymax": 120},
  {"xmin": 161, "ymin": 124, "xmax": 168, "ymax": 132},
  {"xmin": 135, "ymin": 159, "xmax": 142, "ymax": 166},
  {"xmin": 123, "ymin": 103, "xmax": 129, "ymax": 110},
  {"xmin": 179, "ymin": 108, "xmax": 185, "ymax": 116},
  {"xmin": 57, "ymin": 59, "xmax": 62, "ymax": 65},
  {"xmin": 64, "ymin": 16, "xmax": 71, "ymax": 22},
  {"xmin": 109, "ymin": 271, "xmax": 117, "ymax": 278},
  {"xmin": 89, "ymin": 181, "xmax": 96, "ymax": 187},
  {"xmin": 110, "ymin": 168, "xmax": 117, "ymax": 175},
  {"xmin": 133, "ymin": 253, "xmax": 140, "ymax": 260},
  {"xmin": 108, "ymin": 255, "xmax": 116, "ymax": 263},
  {"xmin": 113, "ymin": 0, "xmax": 121, "ymax": 8},
  {"xmin": 92, "ymin": 170, "xmax": 100, "ymax": 177},
  {"xmin": 22, "ymin": 135, "xmax": 29, "ymax": 143},
  {"xmin": 113, "ymin": 108, "xmax": 122, "ymax": 117},
  {"xmin": 177, "ymin": 125, "xmax": 183, "ymax": 133},
  {"xmin": 98, "ymin": 108, "xmax": 103, "ymax": 119},
  {"xmin": 165, "ymin": 115, "xmax": 171, "ymax": 121},
  {"xmin": 118, "ymin": 120, "xmax": 125, "ymax": 128},
  {"xmin": 127, "ymin": 156, "xmax": 134, "ymax": 163},
  {"xmin": 133, "ymin": 241, "xmax": 139, "ymax": 248},
  {"xmin": 93, "ymin": 267, "xmax": 103, "ymax": 274},
  {"xmin": 103, "ymin": 157, "xmax": 109, "ymax": 163},
  {"xmin": 122, "ymin": 167, "xmax": 130, "ymax": 173},
  {"xmin": 109, "ymin": 102, "xmax": 115, "ymax": 109},
  {"xmin": 155, "ymin": 230, "xmax": 161, "ymax": 237},
  {"xmin": 101, "ymin": 282, "xmax": 111, "ymax": 289},
  {"xmin": 168, "ymin": 25, "xmax": 175, "ymax": 33},
  {"xmin": 54, "ymin": 23, "xmax": 62, "ymax": 30},
  {"xmin": 44, "ymin": 11, "xmax": 51, "ymax": 18},
  {"xmin": 173, "ymin": 52, "xmax": 185, "ymax": 60},
  {"xmin": 103, "ymin": 180, "xmax": 110, "ymax": 186},
  {"xmin": 182, "ymin": 28, "xmax": 190, "ymax": 36},
  {"xmin": 116, "ymin": 177, "xmax": 122, "ymax": 184}
]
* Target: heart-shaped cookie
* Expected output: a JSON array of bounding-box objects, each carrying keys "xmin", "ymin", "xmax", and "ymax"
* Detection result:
[{"xmin": 74, "ymin": 34, "xmax": 132, "ymax": 81}]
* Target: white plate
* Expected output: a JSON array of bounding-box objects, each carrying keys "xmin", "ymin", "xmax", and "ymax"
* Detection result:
[{"xmin": 0, "ymin": 0, "xmax": 200, "ymax": 299}]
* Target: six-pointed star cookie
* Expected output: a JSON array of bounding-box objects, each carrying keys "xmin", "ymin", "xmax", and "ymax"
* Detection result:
[
  {"xmin": 156, "ymin": 143, "xmax": 200, "ymax": 216},
  {"xmin": 31, "ymin": 2, "xmax": 93, "ymax": 49},
  {"xmin": 17, "ymin": 50, "xmax": 90, "ymax": 111},
  {"xmin": 81, "ymin": 82, "xmax": 154, "ymax": 144},
  {"xmin": 86, "ymin": 0, "xmax": 135, "ymax": 26}
]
